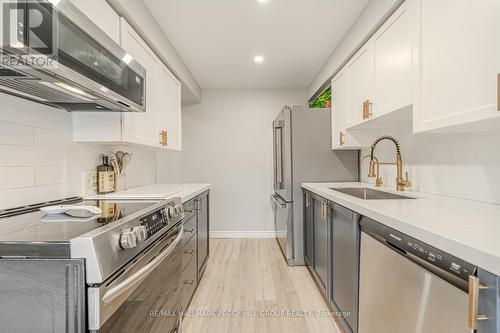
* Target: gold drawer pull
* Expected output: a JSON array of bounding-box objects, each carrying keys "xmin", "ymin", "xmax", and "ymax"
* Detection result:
[
  {"xmin": 363, "ymin": 100, "xmax": 372, "ymax": 119},
  {"xmin": 159, "ymin": 130, "xmax": 168, "ymax": 146},
  {"xmin": 339, "ymin": 132, "xmax": 345, "ymax": 146},
  {"xmin": 497, "ymin": 73, "xmax": 499, "ymax": 111},
  {"xmin": 468, "ymin": 275, "xmax": 488, "ymax": 330}
]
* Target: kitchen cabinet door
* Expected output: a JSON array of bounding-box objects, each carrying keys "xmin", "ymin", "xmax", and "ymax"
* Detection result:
[
  {"xmin": 120, "ymin": 19, "xmax": 163, "ymax": 147},
  {"xmin": 347, "ymin": 45, "xmax": 373, "ymax": 126},
  {"xmin": 476, "ymin": 268, "xmax": 499, "ymax": 333},
  {"xmin": 331, "ymin": 204, "xmax": 359, "ymax": 333},
  {"xmin": 197, "ymin": 191, "xmax": 209, "ymax": 281},
  {"xmin": 69, "ymin": 0, "xmax": 120, "ymax": 43},
  {"xmin": 158, "ymin": 64, "xmax": 182, "ymax": 151},
  {"xmin": 313, "ymin": 197, "xmax": 329, "ymax": 295},
  {"xmin": 331, "ymin": 72, "xmax": 349, "ymax": 149},
  {"xmin": 303, "ymin": 191, "xmax": 314, "ymax": 267},
  {"xmin": 372, "ymin": 1, "xmax": 412, "ymax": 118},
  {"xmin": 414, "ymin": 0, "xmax": 500, "ymax": 132},
  {"xmin": 332, "ymin": 71, "xmax": 363, "ymax": 150}
]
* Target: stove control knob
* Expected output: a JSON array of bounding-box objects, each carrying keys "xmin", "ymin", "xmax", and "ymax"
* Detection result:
[
  {"xmin": 175, "ymin": 204, "xmax": 183, "ymax": 216},
  {"xmin": 168, "ymin": 206, "xmax": 177, "ymax": 218},
  {"xmin": 132, "ymin": 226, "xmax": 148, "ymax": 242},
  {"xmin": 120, "ymin": 230, "xmax": 137, "ymax": 249}
]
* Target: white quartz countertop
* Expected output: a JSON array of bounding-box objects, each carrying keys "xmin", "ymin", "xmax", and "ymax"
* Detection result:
[
  {"xmin": 302, "ymin": 182, "xmax": 500, "ymax": 276},
  {"xmin": 86, "ymin": 183, "xmax": 211, "ymax": 203}
]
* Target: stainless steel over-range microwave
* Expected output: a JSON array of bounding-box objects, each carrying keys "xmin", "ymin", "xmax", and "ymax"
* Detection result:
[{"xmin": 0, "ymin": 0, "xmax": 146, "ymax": 112}]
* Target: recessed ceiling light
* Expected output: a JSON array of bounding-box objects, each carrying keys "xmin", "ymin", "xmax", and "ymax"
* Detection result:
[
  {"xmin": 258, "ymin": 0, "xmax": 268, "ymax": 3},
  {"xmin": 122, "ymin": 53, "xmax": 134, "ymax": 64},
  {"xmin": 254, "ymin": 55, "xmax": 264, "ymax": 63}
]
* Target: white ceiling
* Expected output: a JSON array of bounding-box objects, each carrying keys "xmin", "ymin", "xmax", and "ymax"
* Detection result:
[{"xmin": 144, "ymin": 0, "xmax": 369, "ymax": 89}]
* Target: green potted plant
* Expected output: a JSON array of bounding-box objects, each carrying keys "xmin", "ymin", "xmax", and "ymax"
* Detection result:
[{"xmin": 309, "ymin": 88, "xmax": 331, "ymax": 108}]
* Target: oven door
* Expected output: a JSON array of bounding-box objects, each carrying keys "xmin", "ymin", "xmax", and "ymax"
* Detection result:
[{"xmin": 88, "ymin": 225, "xmax": 183, "ymax": 332}]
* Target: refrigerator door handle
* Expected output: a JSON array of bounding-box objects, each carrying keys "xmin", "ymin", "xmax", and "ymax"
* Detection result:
[
  {"xmin": 274, "ymin": 125, "xmax": 283, "ymax": 189},
  {"xmin": 272, "ymin": 194, "xmax": 287, "ymax": 208}
]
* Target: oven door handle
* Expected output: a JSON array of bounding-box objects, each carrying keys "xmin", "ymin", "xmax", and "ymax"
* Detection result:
[{"xmin": 102, "ymin": 226, "xmax": 184, "ymax": 304}]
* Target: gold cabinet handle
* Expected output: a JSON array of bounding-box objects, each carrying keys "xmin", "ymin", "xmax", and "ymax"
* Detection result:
[
  {"xmin": 320, "ymin": 201, "xmax": 328, "ymax": 221},
  {"xmin": 363, "ymin": 99, "xmax": 372, "ymax": 119},
  {"xmin": 159, "ymin": 131, "xmax": 164, "ymax": 145},
  {"xmin": 159, "ymin": 130, "xmax": 168, "ymax": 146},
  {"xmin": 305, "ymin": 193, "xmax": 310, "ymax": 208},
  {"xmin": 497, "ymin": 73, "xmax": 499, "ymax": 111},
  {"xmin": 323, "ymin": 201, "xmax": 328, "ymax": 221},
  {"xmin": 468, "ymin": 275, "xmax": 488, "ymax": 330},
  {"xmin": 339, "ymin": 132, "xmax": 345, "ymax": 146}
]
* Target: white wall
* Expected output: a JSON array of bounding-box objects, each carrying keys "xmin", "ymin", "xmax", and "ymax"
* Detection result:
[
  {"xmin": 0, "ymin": 94, "xmax": 157, "ymax": 209},
  {"xmin": 157, "ymin": 88, "xmax": 308, "ymax": 236},
  {"xmin": 308, "ymin": 0, "xmax": 402, "ymax": 100},
  {"xmin": 359, "ymin": 126, "xmax": 500, "ymax": 204}
]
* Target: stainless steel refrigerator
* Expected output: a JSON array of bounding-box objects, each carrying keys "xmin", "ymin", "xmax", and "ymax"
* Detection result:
[{"xmin": 272, "ymin": 105, "xmax": 359, "ymax": 266}]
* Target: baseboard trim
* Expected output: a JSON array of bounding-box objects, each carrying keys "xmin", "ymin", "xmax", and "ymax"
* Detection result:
[{"xmin": 210, "ymin": 231, "xmax": 276, "ymax": 239}]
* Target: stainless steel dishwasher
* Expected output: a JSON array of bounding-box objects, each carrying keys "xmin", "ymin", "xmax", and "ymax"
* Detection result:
[{"xmin": 358, "ymin": 217, "xmax": 495, "ymax": 333}]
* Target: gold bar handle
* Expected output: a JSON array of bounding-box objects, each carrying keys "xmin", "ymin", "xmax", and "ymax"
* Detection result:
[
  {"xmin": 305, "ymin": 193, "xmax": 310, "ymax": 208},
  {"xmin": 468, "ymin": 275, "xmax": 488, "ymax": 330},
  {"xmin": 159, "ymin": 131, "xmax": 164, "ymax": 145},
  {"xmin": 363, "ymin": 100, "xmax": 372, "ymax": 119},
  {"xmin": 339, "ymin": 132, "xmax": 345, "ymax": 146},
  {"xmin": 497, "ymin": 73, "xmax": 499, "ymax": 111},
  {"xmin": 324, "ymin": 202, "xmax": 328, "ymax": 221}
]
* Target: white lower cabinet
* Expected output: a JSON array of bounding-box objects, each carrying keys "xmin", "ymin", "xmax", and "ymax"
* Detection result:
[
  {"xmin": 413, "ymin": 0, "xmax": 500, "ymax": 132},
  {"xmin": 73, "ymin": 20, "xmax": 182, "ymax": 150}
]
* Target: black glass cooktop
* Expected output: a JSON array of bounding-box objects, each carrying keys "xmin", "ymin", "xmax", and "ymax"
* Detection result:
[{"xmin": 0, "ymin": 199, "xmax": 157, "ymax": 244}]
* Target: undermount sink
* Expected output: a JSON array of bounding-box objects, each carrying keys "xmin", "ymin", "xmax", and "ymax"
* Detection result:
[{"xmin": 330, "ymin": 187, "xmax": 416, "ymax": 200}]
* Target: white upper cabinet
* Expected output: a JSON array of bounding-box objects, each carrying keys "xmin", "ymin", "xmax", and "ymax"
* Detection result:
[
  {"xmin": 120, "ymin": 19, "xmax": 162, "ymax": 147},
  {"xmin": 332, "ymin": 72, "xmax": 348, "ymax": 149},
  {"xmin": 73, "ymin": 20, "xmax": 182, "ymax": 150},
  {"xmin": 332, "ymin": 71, "xmax": 363, "ymax": 149},
  {"xmin": 68, "ymin": 0, "xmax": 120, "ymax": 43},
  {"xmin": 159, "ymin": 65, "xmax": 182, "ymax": 151},
  {"xmin": 347, "ymin": 44, "xmax": 373, "ymax": 127},
  {"xmin": 372, "ymin": 1, "xmax": 412, "ymax": 118},
  {"xmin": 413, "ymin": 0, "xmax": 500, "ymax": 132}
]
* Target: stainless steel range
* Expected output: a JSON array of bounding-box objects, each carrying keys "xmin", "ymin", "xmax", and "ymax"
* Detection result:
[{"xmin": 0, "ymin": 197, "xmax": 185, "ymax": 333}]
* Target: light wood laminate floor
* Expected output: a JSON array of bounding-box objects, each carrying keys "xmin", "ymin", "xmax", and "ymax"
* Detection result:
[{"xmin": 183, "ymin": 238, "xmax": 342, "ymax": 333}]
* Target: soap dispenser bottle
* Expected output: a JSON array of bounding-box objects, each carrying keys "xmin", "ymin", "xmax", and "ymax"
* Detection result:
[{"xmin": 97, "ymin": 155, "xmax": 115, "ymax": 194}]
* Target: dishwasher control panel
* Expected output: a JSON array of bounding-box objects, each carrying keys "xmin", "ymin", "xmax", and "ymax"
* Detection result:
[
  {"xmin": 402, "ymin": 235, "xmax": 475, "ymax": 281},
  {"xmin": 362, "ymin": 218, "xmax": 476, "ymax": 283}
]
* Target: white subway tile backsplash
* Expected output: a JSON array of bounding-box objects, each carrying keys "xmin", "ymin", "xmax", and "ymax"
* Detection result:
[
  {"xmin": 0, "ymin": 167, "xmax": 35, "ymax": 190},
  {"xmin": 361, "ymin": 131, "xmax": 500, "ymax": 204},
  {"xmin": 0, "ymin": 122, "xmax": 33, "ymax": 146},
  {"xmin": 34, "ymin": 128, "xmax": 72, "ymax": 148},
  {"xmin": 33, "ymin": 148, "xmax": 67, "ymax": 166},
  {"xmin": 35, "ymin": 166, "xmax": 68, "ymax": 185},
  {"xmin": 0, "ymin": 145, "xmax": 36, "ymax": 166},
  {"xmin": 0, "ymin": 95, "xmax": 157, "ymax": 209},
  {"xmin": 0, "ymin": 184, "xmax": 69, "ymax": 209}
]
